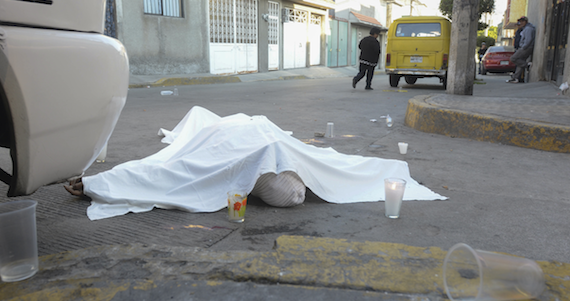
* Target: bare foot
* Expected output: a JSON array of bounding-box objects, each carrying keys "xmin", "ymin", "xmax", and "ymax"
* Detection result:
[{"xmin": 64, "ymin": 178, "xmax": 84, "ymax": 196}]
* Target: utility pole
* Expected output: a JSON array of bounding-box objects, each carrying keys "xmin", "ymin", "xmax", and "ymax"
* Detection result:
[{"xmin": 447, "ymin": 0, "xmax": 480, "ymax": 95}]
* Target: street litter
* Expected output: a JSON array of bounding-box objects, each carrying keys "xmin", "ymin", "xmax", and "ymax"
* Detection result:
[
  {"xmin": 444, "ymin": 243, "xmax": 545, "ymax": 301},
  {"xmin": 398, "ymin": 142, "xmax": 408, "ymax": 154},
  {"xmin": 161, "ymin": 90, "xmax": 174, "ymax": 95},
  {"xmin": 70, "ymin": 106, "xmax": 447, "ymax": 220},
  {"xmin": 325, "ymin": 122, "xmax": 334, "ymax": 138},
  {"xmin": 558, "ymin": 82, "xmax": 569, "ymax": 95},
  {"xmin": 386, "ymin": 115, "xmax": 393, "ymax": 127},
  {"xmin": 370, "ymin": 119, "xmax": 377, "ymax": 122}
]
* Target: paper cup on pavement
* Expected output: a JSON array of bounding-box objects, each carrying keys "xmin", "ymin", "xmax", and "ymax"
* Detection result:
[
  {"xmin": 227, "ymin": 191, "xmax": 247, "ymax": 223},
  {"xmin": 398, "ymin": 142, "xmax": 408, "ymax": 154}
]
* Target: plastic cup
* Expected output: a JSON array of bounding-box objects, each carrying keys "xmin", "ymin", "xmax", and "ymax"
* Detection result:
[
  {"xmin": 384, "ymin": 178, "xmax": 406, "ymax": 218},
  {"xmin": 0, "ymin": 200, "xmax": 39, "ymax": 282},
  {"xmin": 398, "ymin": 142, "xmax": 408, "ymax": 154},
  {"xmin": 325, "ymin": 122, "xmax": 334, "ymax": 138},
  {"xmin": 227, "ymin": 191, "xmax": 247, "ymax": 223},
  {"xmin": 443, "ymin": 243, "xmax": 546, "ymax": 301}
]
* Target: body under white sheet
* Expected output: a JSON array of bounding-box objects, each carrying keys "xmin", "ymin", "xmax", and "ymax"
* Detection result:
[{"xmin": 83, "ymin": 106, "xmax": 447, "ymax": 220}]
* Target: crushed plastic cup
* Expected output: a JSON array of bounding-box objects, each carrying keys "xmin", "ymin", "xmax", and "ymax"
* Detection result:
[
  {"xmin": 398, "ymin": 142, "xmax": 408, "ymax": 154},
  {"xmin": 227, "ymin": 191, "xmax": 247, "ymax": 223},
  {"xmin": 0, "ymin": 200, "xmax": 39, "ymax": 282},
  {"xmin": 443, "ymin": 243, "xmax": 546, "ymax": 301},
  {"xmin": 384, "ymin": 178, "xmax": 406, "ymax": 218},
  {"xmin": 386, "ymin": 115, "xmax": 393, "ymax": 127},
  {"xmin": 173, "ymin": 88, "xmax": 179, "ymax": 96}
]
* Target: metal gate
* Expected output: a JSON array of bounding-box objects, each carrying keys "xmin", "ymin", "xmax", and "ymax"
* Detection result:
[
  {"xmin": 209, "ymin": 0, "xmax": 258, "ymax": 74},
  {"xmin": 268, "ymin": 1, "xmax": 279, "ymax": 70},
  {"xmin": 283, "ymin": 8, "xmax": 307, "ymax": 69},
  {"xmin": 327, "ymin": 19, "xmax": 348, "ymax": 67},
  {"xmin": 309, "ymin": 14, "xmax": 322, "ymax": 65},
  {"xmin": 546, "ymin": 0, "xmax": 570, "ymax": 85}
]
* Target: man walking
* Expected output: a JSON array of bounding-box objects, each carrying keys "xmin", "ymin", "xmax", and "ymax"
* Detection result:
[
  {"xmin": 353, "ymin": 27, "xmax": 381, "ymax": 90},
  {"xmin": 507, "ymin": 16, "xmax": 535, "ymax": 83}
]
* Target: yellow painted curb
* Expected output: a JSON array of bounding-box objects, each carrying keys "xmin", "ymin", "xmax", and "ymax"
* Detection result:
[
  {"xmin": 0, "ymin": 237, "xmax": 567, "ymax": 300},
  {"xmin": 405, "ymin": 95, "xmax": 570, "ymax": 153},
  {"xmin": 231, "ymin": 236, "xmax": 569, "ymax": 300}
]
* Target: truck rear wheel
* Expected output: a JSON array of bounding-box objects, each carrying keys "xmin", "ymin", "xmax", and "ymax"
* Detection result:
[
  {"xmin": 404, "ymin": 76, "xmax": 417, "ymax": 84},
  {"xmin": 389, "ymin": 75, "xmax": 400, "ymax": 87}
]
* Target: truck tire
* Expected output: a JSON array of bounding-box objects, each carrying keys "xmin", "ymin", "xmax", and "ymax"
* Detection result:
[
  {"xmin": 389, "ymin": 75, "xmax": 400, "ymax": 87},
  {"xmin": 404, "ymin": 76, "xmax": 417, "ymax": 84}
]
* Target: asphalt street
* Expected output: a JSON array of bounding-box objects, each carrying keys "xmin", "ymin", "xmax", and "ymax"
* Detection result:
[{"xmin": 0, "ymin": 71, "xmax": 569, "ymax": 299}]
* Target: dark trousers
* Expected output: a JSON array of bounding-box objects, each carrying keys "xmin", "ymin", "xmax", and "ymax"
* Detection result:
[
  {"xmin": 510, "ymin": 47, "xmax": 533, "ymax": 81},
  {"xmin": 354, "ymin": 63, "xmax": 375, "ymax": 88}
]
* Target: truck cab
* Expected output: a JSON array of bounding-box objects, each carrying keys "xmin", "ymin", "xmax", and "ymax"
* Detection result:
[
  {"xmin": 0, "ymin": 0, "xmax": 129, "ymax": 196},
  {"xmin": 385, "ymin": 16, "xmax": 451, "ymax": 88}
]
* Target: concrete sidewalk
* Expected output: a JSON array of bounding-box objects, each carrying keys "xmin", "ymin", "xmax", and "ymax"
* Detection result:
[{"xmin": 128, "ymin": 66, "xmax": 364, "ymax": 88}]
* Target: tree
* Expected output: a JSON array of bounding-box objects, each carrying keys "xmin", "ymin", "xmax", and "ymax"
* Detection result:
[
  {"xmin": 439, "ymin": 0, "xmax": 495, "ymax": 31},
  {"xmin": 478, "ymin": 26, "xmax": 497, "ymax": 40}
]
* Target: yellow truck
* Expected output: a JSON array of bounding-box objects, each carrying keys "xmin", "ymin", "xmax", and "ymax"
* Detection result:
[{"xmin": 385, "ymin": 16, "xmax": 451, "ymax": 88}]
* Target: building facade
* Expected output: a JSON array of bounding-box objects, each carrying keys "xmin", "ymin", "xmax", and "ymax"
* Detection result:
[
  {"xmin": 107, "ymin": 0, "xmax": 333, "ymax": 75},
  {"xmin": 502, "ymin": 0, "xmax": 570, "ymax": 86},
  {"xmin": 329, "ymin": 0, "xmax": 389, "ymax": 69}
]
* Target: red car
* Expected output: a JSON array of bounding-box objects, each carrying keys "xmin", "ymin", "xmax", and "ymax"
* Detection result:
[{"xmin": 481, "ymin": 46, "xmax": 516, "ymax": 74}]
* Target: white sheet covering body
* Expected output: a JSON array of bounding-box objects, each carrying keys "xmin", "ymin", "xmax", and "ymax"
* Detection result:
[{"xmin": 83, "ymin": 106, "xmax": 447, "ymax": 220}]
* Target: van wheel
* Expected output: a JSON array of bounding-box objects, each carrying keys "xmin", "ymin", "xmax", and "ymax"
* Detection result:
[
  {"xmin": 389, "ymin": 75, "xmax": 400, "ymax": 87},
  {"xmin": 404, "ymin": 76, "xmax": 417, "ymax": 85}
]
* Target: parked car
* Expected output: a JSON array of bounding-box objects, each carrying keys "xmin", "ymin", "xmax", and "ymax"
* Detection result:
[
  {"xmin": 0, "ymin": 0, "xmax": 129, "ymax": 196},
  {"xmin": 385, "ymin": 16, "xmax": 451, "ymax": 88},
  {"xmin": 481, "ymin": 46, "xmax": 516, "ymax": 75}
]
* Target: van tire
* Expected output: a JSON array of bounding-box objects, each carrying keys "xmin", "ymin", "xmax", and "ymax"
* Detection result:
[
  {"xmin": 389, "ymin": 75, "xmax": 400, "ymax": 87},
  {"xmin": 404, "ymin": 76, "xmax": 417, "ymax": 85}
]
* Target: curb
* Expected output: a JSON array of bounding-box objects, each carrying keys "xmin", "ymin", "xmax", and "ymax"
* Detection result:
[
  {"xmin": 405, "ymin": 95, "xmax": 570, "ymax": 153},
  {"xmin": 1, "ymin": 236, "xmax": 568, "ymax": 300},
  {"xmin": 129, "ymin": 75, "xmax": 242, "ymax": 89},
  {"xmin": 128, "ymin": 74, "xmax": 312, "ymax": 89}
]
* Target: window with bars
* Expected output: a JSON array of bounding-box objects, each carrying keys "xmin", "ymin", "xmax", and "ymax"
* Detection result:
[
  {"xmin": 144, "ymin": 0, "xmax": 182, "ymax": 17},
  {"xmin": 268, "ymin": 1, "xmax": 279, "ymax": 45},
  {"xmin": 209, "ymin": 0, "xmax": 257, "ymax": 44}
]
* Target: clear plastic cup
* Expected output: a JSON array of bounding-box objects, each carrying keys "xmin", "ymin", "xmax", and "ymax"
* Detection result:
[
  {"xmin": 0, "ymin": 200, "xmax": 39, "ymax": 282},
  {"xmin": 227, "ymin": 191, "xmax": 247, "ymax": 223},
  {"xmin": 443, "ymin": 243, "xmax": 546, "ymax": 301},
  {"xmin": 384, "ymin": 178, "xmax": 406, "ymax": 218}
]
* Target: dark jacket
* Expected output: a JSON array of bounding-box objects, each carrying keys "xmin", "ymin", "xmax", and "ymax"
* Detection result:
[
  {"xmin": 514, "ymin": 28, "xmax": 522, "ymax": 49},
  {"xmin": 478, "ymin": 47, "xmax": 487, "ymax": 60},
  {"xmin": 519, "ymin": 23, "xmax": 536, "ymax": 51},
  {"xmin": 358, "ymin": 35, "xmax": 381, "ymax": 64}
]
